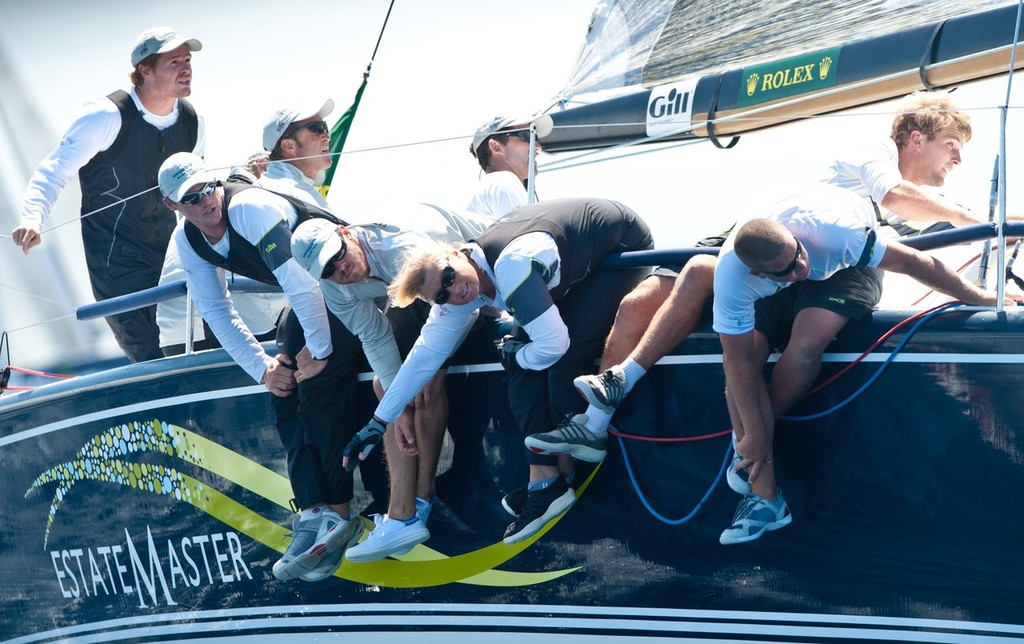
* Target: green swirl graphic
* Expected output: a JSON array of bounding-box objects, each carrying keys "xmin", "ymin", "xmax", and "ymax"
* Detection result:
[{"xmin": 26, "ymin": 419, "xmax": 586, "ymax": 588}]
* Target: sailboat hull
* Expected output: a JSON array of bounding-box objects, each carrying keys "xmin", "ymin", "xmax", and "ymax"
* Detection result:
[{"xmin": 2, "ymin": 308, "xmax": 1023, "ymax": 642}]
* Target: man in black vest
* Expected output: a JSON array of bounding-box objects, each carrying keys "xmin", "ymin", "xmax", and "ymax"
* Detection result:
[
  {"xmin": 11, "ymin": 27, "xmax": 204, "ymax": 363},
  {"xmin": 159, "ymin": 148, "xmax": 365, "ymax": 584},
  {"xmin": 345, "ymin": 198, "xmax": 655, "ymax": 545}
]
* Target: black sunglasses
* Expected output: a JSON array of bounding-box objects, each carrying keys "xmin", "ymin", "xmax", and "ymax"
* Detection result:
[
  {"xmin": 285, "ymin": 120, "xmax": 330, "ymax": 139},
  {"xmin": 503, "ymin": 130, "xmax": 531, "ymax": 142},
  {"xmin": 433, "ymin": 264, "xmax": 456, "ymax": 305},
  {"xmin": 179, "ymin": 182, "xmax": 217, "ymax": 205},
  {"xmin": 764, "ymin": 239, "xmax": 803, "ymax": 278},
  {"xmin": 320, "ymin": 238, "xmax": 348, "ymax": 280}
]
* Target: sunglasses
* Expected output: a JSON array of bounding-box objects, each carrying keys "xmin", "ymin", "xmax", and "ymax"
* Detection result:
[
  {"xmin": 764, "ymin": 239, "xmax": 804, "ymax": 278},
  {"xmin": 503, "ymin": 130, "xmax": 532, "ymax": 142},
  {"xmin": 179, "ymin": 182, "xmax": 217, "ymax": 205},
  {"xmin": 284, "ymin": 120, "xmax": 330, "ymax": 139},
  {"xmin": 433, "ymin": 264, "xmax": 456, "ymax": 305},
  {"xmin": 320, "ymin": 238, "xmax": 348, "ymax": 280}
]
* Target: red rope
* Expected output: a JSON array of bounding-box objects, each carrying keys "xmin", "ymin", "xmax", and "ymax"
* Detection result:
[
  {"xmin": 6, "ymin": 365, "xmax": 75, "ymax": 379},
  {"xmin": 608, "ymin": 302, "xmax": 953, "ymax": 444}
]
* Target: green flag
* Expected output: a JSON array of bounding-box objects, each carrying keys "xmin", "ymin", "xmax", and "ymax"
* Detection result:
[{"xmin": 318, "ymin": 76, "xmax": 368, "ymax": 198}]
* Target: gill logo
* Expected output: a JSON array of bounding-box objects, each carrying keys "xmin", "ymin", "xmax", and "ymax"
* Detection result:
[
  {"xmin": 26, "ymin": 420, "xmax": 584, "ymax": 588},
  {"xmin": 264, "ymin": 241, "xmax": 277, "ymax": 254}
]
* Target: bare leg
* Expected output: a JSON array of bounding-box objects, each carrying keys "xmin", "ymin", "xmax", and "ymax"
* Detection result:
[
  {"xmin": 599, "ymin": 273, "xmax": 675, "ymax": 370},
  {"xmin": 411, "ymin": 369, "xmax": 448, "ymax": 502},
  {"xmin": 769, "ymin": 307, "xmax": 851, "ymax": 420},
  {"xmin": 628, "ymin": 255, "xmax": 716, "ymax": 370}
]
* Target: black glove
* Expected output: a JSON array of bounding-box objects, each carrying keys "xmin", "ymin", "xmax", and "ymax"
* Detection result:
[
  {"xmin": 343, "ymin": 418, "xmax": 386, "ymax": 471},
  {"xmin": 496, "ymin": 335, "xmax": 526, "ymax": 373}
]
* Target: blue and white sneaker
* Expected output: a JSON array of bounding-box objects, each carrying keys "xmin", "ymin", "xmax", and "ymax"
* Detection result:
[
  {"xmin": 726, "ymin": 448, "xmax": 751, "ymax": 495},
  {"xmin": 415, "ymin": 495, "xmax": 434, "ymax": 526},
  {"xmin": 719, "ymin": 490, "xmax": 792, "ymax": 545},
  {"xmin": 345, "ymin": 514, "xmax": 430, "ymax": 563}
]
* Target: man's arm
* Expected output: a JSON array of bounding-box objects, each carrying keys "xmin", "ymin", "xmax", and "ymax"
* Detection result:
[
  {"xmin": 177, "ymin": 234, "xmax": 276, "ymax": 384},
  {"xmin": 878, "ymin": 240, "xmax": 1024, "ymax": 306},
  {"xmin": 13, "ymin": 99, "xmax": 121, "ymax": 253},
  {"xmin": 881, "ymin": 181, "xmax": 982, "ymax": 227}
]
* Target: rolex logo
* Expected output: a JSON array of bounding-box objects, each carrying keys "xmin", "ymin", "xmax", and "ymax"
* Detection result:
[
  {"xmin": 746, "ymin": 73, "xmax": 760, "ymax": 96},
  {"xmin": 819, "ymin": 56, "xmax": 833, "ymax": 80}
]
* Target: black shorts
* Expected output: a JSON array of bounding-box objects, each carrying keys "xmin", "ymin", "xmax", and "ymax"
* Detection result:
[{"xmin": 754, "ymin": 266, "xmax": 883, "ymax": 352}]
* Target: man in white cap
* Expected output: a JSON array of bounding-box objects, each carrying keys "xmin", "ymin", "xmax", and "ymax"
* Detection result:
[
  {"xmin": 289, "ymin": 204, "xmax": 489, "ymax": 562},
  {"xmin": 258, "ymin": 98, "xmax": 336, "ymax": 208},
  {"xmin": 158, "ymin": 149, "xmax": 364, "ymax": 583},
  {"xmin": 10, "ymin": 26, "xmax": 205, "ymax": 363},
  {"xmin": 467, "ymin": 116, "xmax": 542, "ymax": 218}
]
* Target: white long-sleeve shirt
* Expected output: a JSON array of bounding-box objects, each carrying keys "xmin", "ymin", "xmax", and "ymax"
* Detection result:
[
  {"xmin": 175, "ymin": 186, "xmax": 332, "ymax": 383},
  {"xmin": 21, "ymin": 87, "xmax": 206, "ymax": 229}
]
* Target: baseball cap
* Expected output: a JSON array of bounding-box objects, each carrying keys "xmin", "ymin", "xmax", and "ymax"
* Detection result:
[
  {"xmin": 262, "ymin": 99, "xmax": 335, "ymax": 151},
  {"xmin": 470, "ymin": 116, "xmax": 518, "ymax": 155},
  {"xmin": 158, "ymin": 152, "xmax": 219, "ymax": 201},
  {"xmin": 291, "ymin": 218, "xmax": 343, "ymax": 280},
  {"xmin": 131, "ymin": 27, "xmax": 202, "ymax": 66}
]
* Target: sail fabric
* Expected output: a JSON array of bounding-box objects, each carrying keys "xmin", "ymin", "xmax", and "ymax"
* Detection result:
[{"xmin": 559, "ymin": 0, "xmax": 1017, "ymax": 103}]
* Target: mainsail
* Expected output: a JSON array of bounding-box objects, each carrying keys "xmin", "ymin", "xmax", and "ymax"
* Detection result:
[{"xmin": 537, "ymin": 0, "xmax": 1022, "ymax": 151}]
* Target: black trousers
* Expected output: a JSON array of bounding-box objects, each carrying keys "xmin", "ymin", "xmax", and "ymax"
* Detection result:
[{"xmin": 272, "ymin": 307, "xmax": 362, "ymax": 508}]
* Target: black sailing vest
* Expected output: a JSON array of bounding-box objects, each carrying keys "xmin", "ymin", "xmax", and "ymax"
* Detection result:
[
  {"xmin": 183, "ymin": 182, "xmax": 346, "ymax": 286},
  {"xmin": 78, "ymin": 90, "xmax": 199, "ymax": 268},
  {"xmin": 476, "ymin": 197, "xmax": 648, "ymax": 302}
]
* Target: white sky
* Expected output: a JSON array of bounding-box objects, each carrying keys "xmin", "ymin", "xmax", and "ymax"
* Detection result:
[{"xmin": 1, "ymin": 0, "xmax": 1022, "ymax": 367}]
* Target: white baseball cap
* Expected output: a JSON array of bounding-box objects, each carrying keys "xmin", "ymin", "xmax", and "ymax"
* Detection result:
[
  {"xmin": 290, "ymin": 218, "xmax": 344, "ymax": 279},
  {"xmin": 158, "ymin": 152, "xmax": 219, "ymax": 202},
  {"xmin": 262, "ymin": 98, "xmax": 335, "ymax": 151},
  {"xmin": 131, "ymin": 26, "xmax": 202, "ymax": 66}
]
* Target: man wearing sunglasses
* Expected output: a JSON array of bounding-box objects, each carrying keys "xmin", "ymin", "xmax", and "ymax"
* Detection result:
[
  {"xmin": 11, "ymin": 27, "xmax": 204, "ymax": 364},
  {"xmin": 289, "ymin": 205, "xmax": 491, "ymax": 562},
  {"xmin": 713, "ymin": 185, "xmax": 1024, "ymax": 546},
  {"xmin": 343, "ymin": 198, "xmax": 654, "ymax": 545},
  {"xmin": 467, "ymin": 116, "xmax": 542, "ymax": 217},
  {"xmin": 160, "ymin": 141, "xmax": 368, "ymax": 583}
]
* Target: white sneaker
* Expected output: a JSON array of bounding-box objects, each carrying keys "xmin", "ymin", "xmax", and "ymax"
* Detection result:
[
  {"xmin": 345, "ymin": 514, "xmax": 430, "ymax": 563},
  {"xmin": 726, "ymin": 449, "xmax": 751, "ymax": 495}
]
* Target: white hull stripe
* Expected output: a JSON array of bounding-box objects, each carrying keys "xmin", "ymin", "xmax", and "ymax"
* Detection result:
[{"xmin": 7, "ymin": 603, "xmax": 1023, "ymax": 643}]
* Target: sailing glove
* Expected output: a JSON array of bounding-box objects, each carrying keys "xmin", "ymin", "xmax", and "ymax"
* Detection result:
[
  {"xmin": 496, "ymin": 335, "xmax": 526, "ymax": 373},
  {"xmin": 343, "ymin": 418, "xmax": 386, "ymax": 471}
]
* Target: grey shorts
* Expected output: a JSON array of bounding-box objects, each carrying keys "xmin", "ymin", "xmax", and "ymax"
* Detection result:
[{"xmin": 754, "ymin": 266, "xmax": 883, "ymax": 352}]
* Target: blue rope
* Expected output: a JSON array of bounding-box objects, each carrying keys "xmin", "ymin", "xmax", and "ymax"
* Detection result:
[
  {"xmin": 621, "ymin": 302, "xmax": 961, "ymax": 524},
  {"xmin": 616, "ymin": 431, "xmax": 733, "ymax": 525},
  {"xmin": 781, "ymin": 302, "xmax": 960, "ymax": 421}
]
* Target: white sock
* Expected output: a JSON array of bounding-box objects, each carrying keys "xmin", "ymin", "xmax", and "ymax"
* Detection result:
[
  {"xmin": 584, "ymin": 406, "xmax": 612, "ymax": 436},
  {"xmin": 622, "ymin": 358, "xmax": 646, "ymax": 394}
]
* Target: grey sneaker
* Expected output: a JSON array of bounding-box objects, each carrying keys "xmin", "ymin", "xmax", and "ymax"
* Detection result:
[
  {"xmin": 573, "ymin": 366, "xmax": 627, "ymax": 412},
  {"xmin": 273, "ymin": 508, "xmax": 358, "ymax": 580},
  {"xmin": 501, "ymin": 486, "xmax": 528, "ymax": 517},
  {"xmin": 524, "ymin": 414, "xmax": 607, "ymax": 463},
  {"xmin": 299, "ymin": 515, "xmax": 364, "ymax": 582},
  {"xmin": 503, "ymin": 478, "xmax": 575, "ymax": 545},
  {"xmin": 726, "ymin": 448, "xmax": 751, "ymax": 495},
  {"xmin": 345, "ymin": 514, "xmax": 430, "ymax": 563},
  {"xmin": 719, "ymin": 490, "xmax": 792, "ymax": 545}
]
